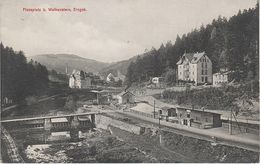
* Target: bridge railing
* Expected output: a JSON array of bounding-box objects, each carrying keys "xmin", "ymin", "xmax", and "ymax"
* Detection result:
[
  {"xmin": 1, "ymin": 111, "xmax": 103, "ymax": 122},
  {"xmin": 1, "ymin": 113, "xmax": 57, "ymax": 121}
]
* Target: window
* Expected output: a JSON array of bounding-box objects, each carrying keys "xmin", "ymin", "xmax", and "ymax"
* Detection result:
[
  {"xmin": 205, "ymin": 77, "xmax": 208, "ymax": 82},
  {"xmin": 201, "ymin": 69, "xmax": 203, "ymax": 75},
  {"xmin": 201, "ymin": 77, "xmax": 204, "ymax": 82},
  {"xmin": 187, "ymin": 113, "xmax": 190, "ymax": 118},
  {"xmin": 202, "ymin": 63, "xmax": 204, "ymax": 68},
  {"xmin": 205, "ymin": 69, "xmax": 207, "ymax": 75},
  {"xmin": 205, "ymin": 118, "xmax": 208, "ymax": 122},
  {"xmin": 205, "ymin": 63, "xmax": 207, "ymax": 68}
]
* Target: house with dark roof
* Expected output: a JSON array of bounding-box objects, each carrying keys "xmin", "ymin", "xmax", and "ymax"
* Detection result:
[
  {"xmin": 176, "ymin": 52, "xmax": 212, "ymax": 85},
  {"xmin": 106, "ymin": 71, "xmax": 126, "ymax": 83},
  {"xmin": 116, "ymin": 90, "xmax": 135, "ymax": 104},
  {"xmin": 176, "ymin": 107, "xmax": 222, "ymax": 129}
]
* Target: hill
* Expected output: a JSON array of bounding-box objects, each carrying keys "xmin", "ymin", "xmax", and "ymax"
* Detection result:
[
  {"xmin": 99, "ymin": 56, "xmax": 138, "ymax": 78},
  {"xmin": 125, "ymin": 4, "xmax": 259, "ymax": 85},
  {"xmin": 29, "ymin": 54, "xmax": 110, "ymax": 74},
  {"xmin": 99, "ymin": 50, "xmax": 155, "ymax": 78}
]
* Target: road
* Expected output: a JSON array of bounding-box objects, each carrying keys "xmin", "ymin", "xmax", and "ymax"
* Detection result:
[
  {"xmin": 119, "ymin": 110, "xmax": 260, "ymax": 152},
  {"xmin": 89, "ymin": 106, "xmax": 260, "ymax": 152},
  {"xmin": 136, "ymin": 95, "xmax": 260, "ymax": 125}
]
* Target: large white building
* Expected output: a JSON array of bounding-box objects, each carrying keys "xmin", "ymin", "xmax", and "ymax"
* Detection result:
[
  {"xmin": 69, "ymin": 69, "xmax": 92, "ymax": 89},
  {"xmin": 176, "ymin": 52, "xmax": 212, "ymax": 85}
]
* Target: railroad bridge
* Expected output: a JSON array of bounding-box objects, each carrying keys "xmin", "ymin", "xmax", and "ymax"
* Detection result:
[
  {"xmin": 1, "ymin": 111, "xmax": 111, "ymax": 141},
  {"xmin": 0, "ymin": 111, "xmax": 107, "ymax": 130}
]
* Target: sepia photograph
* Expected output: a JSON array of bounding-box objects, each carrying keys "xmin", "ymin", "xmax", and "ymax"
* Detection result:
[{"xmin": 0, "ymin": 0, "xmax": 259, "ymax": 163}]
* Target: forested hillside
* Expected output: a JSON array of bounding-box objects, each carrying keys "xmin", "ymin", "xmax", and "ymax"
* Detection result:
[
  {"xmin": 1, "ymin": 43, "xmax": 49, "ymax": 103},
  {"xmin": 126, "ymin": 3, "xmax": 259, "ymax": 85},
  {"xmin": 29, "ymin": 54, "xmax": 109, "ymax": 74}
]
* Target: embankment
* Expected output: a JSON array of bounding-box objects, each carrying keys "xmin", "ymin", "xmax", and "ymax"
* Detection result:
[
  {"xmin": 96, "ymin": 115, "xmax": 259, "ymax": 163},
  {"xmin": 161, "ymin": 130, "xmax": 259, "ymax": 163},
  {"xmin": 1, "ymin": 127, "xmax": 24, "ymax": 163},
  {"xmin": 95, "ymin": 115, "xmax": 144, "ymax": 135}
]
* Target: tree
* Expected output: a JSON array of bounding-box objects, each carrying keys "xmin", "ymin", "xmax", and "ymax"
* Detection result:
[
  {"xmin": 164, "ymin": 68, "xmax": 177, "ymax": 85},
  {"xmin": 125, "ymin": 3, "xmax": 259, "ymax": 85},
  {"xmin": 1, "ymin": 43, "xmax": 49, "ymax": 104}
]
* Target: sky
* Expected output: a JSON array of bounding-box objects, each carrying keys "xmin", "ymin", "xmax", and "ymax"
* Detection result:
[{"xmin": 0, "ymin": 0, "xmax": 257, "ymax": 62}]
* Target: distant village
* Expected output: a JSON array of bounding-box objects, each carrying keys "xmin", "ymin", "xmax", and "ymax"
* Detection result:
[
  {"xmin": 68, "ymin": 51, "xmax": 234, "ymax": 90},
  {"xmin": 68, "ymin": 70, "xmax": 125, "ymax": 89}
]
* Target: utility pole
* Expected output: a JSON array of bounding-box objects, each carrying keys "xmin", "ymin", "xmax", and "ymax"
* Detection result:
[
  {"xmin": 153, "ymin": 100, "xmax": 155, "ymax": 119},
  {"xmin": 96, "ymin": 92, "xmax": 99, "ymax": 105},
  {"xmin": 159, "ymin": 113, "xmax": 161, "ymax": 128},
  {"xmin": 158, "ymin": 111, "xmax": 162, "ymax": 144},
  {"xmin": 229, "ymin": 107, "xmax": 232, "ymax": 135}
]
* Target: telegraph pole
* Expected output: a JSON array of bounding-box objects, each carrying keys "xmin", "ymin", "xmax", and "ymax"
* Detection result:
[
  {"xmin": 229, "ymin": 107, "xmax": 232, "ymax": 135},
  {"xmin": 153, "ymin": 100, "xmax": 155, "ymax": 118},
  {"xmin": 158, "ymin": 111, "xmax": 162, "ymax": 144},
  {"xmin": 96, "ymin": 92, "xmax": 99, "ymax": 105}
]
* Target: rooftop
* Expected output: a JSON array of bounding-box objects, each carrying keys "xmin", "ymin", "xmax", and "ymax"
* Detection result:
[
  {"xmin": 51, "ymin": 117, "xmax": 68, "ymax": 123},
  {"xmin": 177, "ymin": 52, "xmax": 206, "ymax": 65}
]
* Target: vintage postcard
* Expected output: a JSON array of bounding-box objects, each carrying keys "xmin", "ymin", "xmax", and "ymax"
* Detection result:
[{"xmin": 0, "ymin": 0, "xmax": 259, "ymax": 163}]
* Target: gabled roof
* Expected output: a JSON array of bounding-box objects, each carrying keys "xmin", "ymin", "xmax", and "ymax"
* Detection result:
[
  {"xmin": 107, "ymin": 73, "xmax": 115, "ymax": 78},
  {"xmin": 176, "ymin": 52, "xmax": 206, "ymax": 65},
  {"xmin": 190, "ymin": 52, "xmax": 205, "ymax": 63},
  {"xmin": 184, "ymin": 53, "xmax": 195, "ymax": 62},
  {"xmin": 161, "ymin": 106, "xmax": 175, "ymax": 111},
  {"xmin": 213, "ymin": 70, "xmax": 235, "ymax": 76},
  {"xmin": 118, "ymin": 90, "xmax": 134, "ymax": 97},
  {"xmin": 177, "ymin": 107, "xmax": 221, "ymax": 115}
]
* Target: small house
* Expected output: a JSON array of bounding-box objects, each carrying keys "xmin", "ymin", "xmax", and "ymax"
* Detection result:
[
  {"xmin": 117, "ymin": 91, "xmax": 135, "ymax": 104},
  {"xmin": 106, "ymin": 73, "xmax": 116, "ymax": 82},
  {"xmin": 159, "ymin": 107, "xmax": 178, "ymax": 122},
  {"xmin": 213, "ymin": 71, "xmax": 235, "ymax": 86},
  {"xmin": 152, "ymin": 77, "xmax": 165, "ymax": 87},
  {"xmin": 106, "ymin": 71, "xmax": 126, "ymax": 83},
  {"xmin": 176, "ymin": 107, "xmax": 221, "ymax": 129}
]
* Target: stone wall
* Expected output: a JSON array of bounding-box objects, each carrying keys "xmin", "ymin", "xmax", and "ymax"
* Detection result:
[{"xmin": 95, "ymin": 115, "xmax": 144, "ymax": 135}]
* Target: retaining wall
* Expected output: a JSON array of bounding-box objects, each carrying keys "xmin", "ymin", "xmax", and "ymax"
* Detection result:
[{"xmin": 95, "ymin": 115, "xmax": 144, "ymax": 135}]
